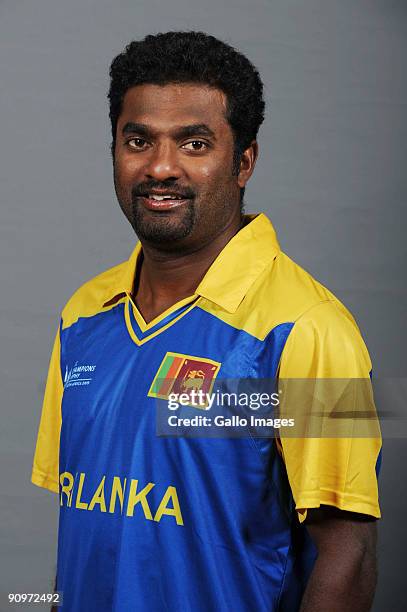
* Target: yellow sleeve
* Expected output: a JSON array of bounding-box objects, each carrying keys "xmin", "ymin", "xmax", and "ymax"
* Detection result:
[
  {"xmin": 31, "ymin": 325, "xmax": 63, "ymax": 493},
  {"xmin": 278, "ymin": 301, "xmax": 381, "ymax": 522}
]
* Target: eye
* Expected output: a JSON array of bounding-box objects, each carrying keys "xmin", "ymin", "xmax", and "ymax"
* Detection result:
[
  {"xmin": 127, "ymin": 137, "xmax": 148, "ymax": 149},
  {"xmin": 182, "ymin": 140, "xmax": 208, "ymax": 151}
]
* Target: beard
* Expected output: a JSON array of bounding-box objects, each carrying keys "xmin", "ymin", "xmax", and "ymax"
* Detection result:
[
  {"xmin": 113, "ymin": 165, "xmax": 241, "ymax": 250},
  {"xmin": 129, "ymin": 196, "xmax": 196, "ymax": 243},
  {"xmin": 113, "ymin": 167, "xmax": 197, "ymax": 245}
]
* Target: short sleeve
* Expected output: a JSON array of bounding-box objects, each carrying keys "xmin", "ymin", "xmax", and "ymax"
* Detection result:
[
  {"xmin": 31, "ymin": 324, "xmax": 63, "ymax": 493},
  {"xmin": 278, "ymin": 301, "xmax": 381, "ymax": 522}
]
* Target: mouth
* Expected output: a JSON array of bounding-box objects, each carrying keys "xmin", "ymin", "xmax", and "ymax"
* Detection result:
[{"xmin": 136, "ymin": 193, "xmax": 192, "ymax": 212}]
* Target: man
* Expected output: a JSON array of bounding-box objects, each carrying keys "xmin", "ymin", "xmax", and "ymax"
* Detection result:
[{"xmin": 32, "ymin": 31, "xmax": 381, "ymax": 611}]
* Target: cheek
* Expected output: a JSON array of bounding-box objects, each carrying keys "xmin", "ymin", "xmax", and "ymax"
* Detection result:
[
  {"xmin": 196, "ymin": 163, "xmax": 212, "ymax": 181},
  {"xmin": 114, "ymin": 157, "xmax": 137, "ymax": 192},
  {"xmin": 193, "ymin": 158, "xmax": 232, "ymax": 188}
]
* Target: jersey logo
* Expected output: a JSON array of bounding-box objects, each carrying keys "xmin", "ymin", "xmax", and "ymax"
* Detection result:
[
  {"xmin": 148, "ymin": 352, "xmax": 221, "ymax": 409},
  {"xmin": 64, "ymin": 361, "xmax": 97, "ymax": 389}
]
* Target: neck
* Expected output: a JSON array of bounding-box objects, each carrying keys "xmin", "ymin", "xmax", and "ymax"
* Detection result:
[{"xmin": 133, "ymin": 213, "xmax": 243, "ymax": 323}]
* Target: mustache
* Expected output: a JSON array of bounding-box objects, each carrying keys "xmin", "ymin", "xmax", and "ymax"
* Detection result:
[{"xmin": 131, "ymin": 183, "xmax": 195, "ymax": 200}]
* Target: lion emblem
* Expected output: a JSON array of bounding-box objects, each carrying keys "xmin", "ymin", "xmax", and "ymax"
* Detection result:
[{"xmin": 181, "ymin": 369, "xmax": 205, "ymax": 392}]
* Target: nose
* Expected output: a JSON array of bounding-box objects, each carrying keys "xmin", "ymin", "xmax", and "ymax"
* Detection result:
[{"xmin": 144, "ymin": 142, "xmax": 181, "ymax": 182}]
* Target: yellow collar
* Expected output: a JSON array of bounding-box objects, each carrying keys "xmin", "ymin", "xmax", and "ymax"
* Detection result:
[{"xmin": 103, "ymin": 213, "xmax": 280, "ymax": 313}]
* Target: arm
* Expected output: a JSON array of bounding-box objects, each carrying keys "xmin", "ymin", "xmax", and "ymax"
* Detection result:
[{"xmin": 300, "ymin": 506, "xmax": 378, "ymax": 612}]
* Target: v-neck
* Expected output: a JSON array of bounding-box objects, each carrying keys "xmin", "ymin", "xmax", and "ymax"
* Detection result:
[{"xmin": 124, "ymin": 293, "xmax": 200, "ymax": 345}]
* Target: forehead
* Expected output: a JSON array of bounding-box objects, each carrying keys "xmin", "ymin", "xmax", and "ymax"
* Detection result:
[{"xmin": 118, "ymin": 83, "xmax": 230, "ymax": 132}]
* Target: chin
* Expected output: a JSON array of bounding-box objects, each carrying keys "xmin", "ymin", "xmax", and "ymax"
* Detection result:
[{"xmin": 131, "ymin": 205, "xmax": 195, "ymax": 244}]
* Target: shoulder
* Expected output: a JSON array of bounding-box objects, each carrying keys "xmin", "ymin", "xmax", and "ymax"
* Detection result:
[
  {"xmin": 271, "ymin": 254, "xmax": 365, "ymax": 352},
  {"xmin": 61, "ymin": 259, "xmax": 128, "ymax": 330},
  {"xmin": 273, "ymin": 263, "xmax": 372, "ymax": 377},
  {"xmin": 235, "ymin": 250, "xmax": 359, "ymax": 339},
  {"xmin": 263, "ymin": 251, "xmax": 354, "ymax": 324},
  {"xmin": 203, "ymin": 248, "xmax": 365, "ymax": 345}
]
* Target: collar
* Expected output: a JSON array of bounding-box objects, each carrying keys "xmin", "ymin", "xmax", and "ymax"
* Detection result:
[{"xmin": 103, "ymin": 213, "xmax": 280, "ymax": 313}]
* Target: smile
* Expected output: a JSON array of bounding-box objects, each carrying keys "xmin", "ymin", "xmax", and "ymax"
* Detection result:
[{"xmin": 137, "ymin": 195, "xmax": 191, "ymax": 211}]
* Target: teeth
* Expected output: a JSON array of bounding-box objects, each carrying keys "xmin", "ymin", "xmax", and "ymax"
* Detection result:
[{"xmin": 149, "ymin": 194, "xmax": 179, "ymax": 200}]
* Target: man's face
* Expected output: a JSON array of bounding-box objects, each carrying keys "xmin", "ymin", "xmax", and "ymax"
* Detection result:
[{"xmin": 113, "ymin": 83, "xmax": 254, "ymax": 250}]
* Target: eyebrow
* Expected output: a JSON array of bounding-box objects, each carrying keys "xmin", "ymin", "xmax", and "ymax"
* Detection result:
[{"xmin": 121, "ymin": 122, "xmax": 217, "ymax": 141}]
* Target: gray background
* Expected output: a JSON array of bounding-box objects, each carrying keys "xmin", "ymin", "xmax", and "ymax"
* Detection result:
[{"xmin": 0, "ymin": 0, "xmax": 406, "ymax": 610}]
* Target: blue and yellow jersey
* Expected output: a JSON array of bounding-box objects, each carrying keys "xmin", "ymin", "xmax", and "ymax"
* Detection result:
[{"xmin": 32, "ymin": 213, "xmax": 381, "ymax": 611}]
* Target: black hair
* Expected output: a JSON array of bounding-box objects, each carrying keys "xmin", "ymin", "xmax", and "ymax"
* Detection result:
[{"xmin": 108, "ymin": 31, "xmax": 265, "ymax": 200}]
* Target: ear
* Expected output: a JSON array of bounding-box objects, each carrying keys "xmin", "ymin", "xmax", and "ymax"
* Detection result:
[{"xmin": 237, "ymin": 140, "xmax": 259, "ymax": 188}]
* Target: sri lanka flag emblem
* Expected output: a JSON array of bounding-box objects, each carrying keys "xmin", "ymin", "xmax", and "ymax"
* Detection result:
[{"xmin": 148, "ymin": 352, "xmax": 221, "ymax": 408}]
